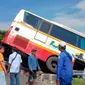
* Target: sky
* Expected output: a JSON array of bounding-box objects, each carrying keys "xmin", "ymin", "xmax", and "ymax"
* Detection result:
[{"xmin": 0, "ymin": 0, "xmax": 85, "ymax": 34}]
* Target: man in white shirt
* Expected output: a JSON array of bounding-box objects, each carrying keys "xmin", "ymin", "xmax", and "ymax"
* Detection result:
[{"xmin": 8, "ymin": 47, "xmax": 22, "ymax": 85}]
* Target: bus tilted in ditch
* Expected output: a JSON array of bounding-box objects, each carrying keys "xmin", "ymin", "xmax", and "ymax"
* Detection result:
[{"xmin": 2, "ymin": 9, "xmax": 85, "ymax": 73}]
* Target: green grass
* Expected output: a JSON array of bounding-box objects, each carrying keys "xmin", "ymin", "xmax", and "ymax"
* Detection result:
[{"xmin": 73, "ymin": 78, "xmax": 85, "ymax": 85}]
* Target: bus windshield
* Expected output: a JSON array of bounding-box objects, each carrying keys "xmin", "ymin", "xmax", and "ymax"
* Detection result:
[{"xmin": 24, "ymin": 12, "xmax": 41, "ymax": 29}]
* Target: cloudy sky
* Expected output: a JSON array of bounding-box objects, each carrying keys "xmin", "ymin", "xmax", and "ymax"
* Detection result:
[{"xmin": 0, "ymin": 0, "xmax": 85, "ymax": 33}]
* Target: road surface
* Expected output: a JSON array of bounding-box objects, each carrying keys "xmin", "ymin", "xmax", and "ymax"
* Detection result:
[{"xmin": 6, "ymin": 73, "xmax": 56, "ymax": 85}]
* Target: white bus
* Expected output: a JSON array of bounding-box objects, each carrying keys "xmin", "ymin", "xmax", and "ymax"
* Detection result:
[{"xmin": 2, "ymin": 9, "xmax": 85, "ymax": 73}]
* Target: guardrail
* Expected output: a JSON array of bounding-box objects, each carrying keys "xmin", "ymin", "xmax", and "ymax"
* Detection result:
[
  {"xmin": 38, "ymin": 70, "xmax": 85, "ymax": 81},
  {"xmin": 73, "ymin": 70, "xmax": 84, "ymax": 76}
]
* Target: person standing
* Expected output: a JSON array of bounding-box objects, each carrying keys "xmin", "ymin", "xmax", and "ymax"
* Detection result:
[
  {"xmin": 27, "ymin": 49, "xmax": 41, "ymax": 85},
  {"xmin": 56, "ymin": 41, "xmax": 73, "ymax": 85},
  {"xmin": 8, "ymin": 47, "xmax": 22, "ymax": 85},
  {"xmin": 0, "ymin": 45, "xmax": 7, "ymax": 85}
]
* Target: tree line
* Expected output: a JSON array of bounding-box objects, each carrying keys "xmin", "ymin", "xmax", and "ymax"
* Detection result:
[{"xmin": 0, "ymin": 30, "xmax": 7, "ymax": 42}]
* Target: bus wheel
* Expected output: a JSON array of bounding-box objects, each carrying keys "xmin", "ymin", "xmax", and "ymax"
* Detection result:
[{"xmin": 46, "ymin": 56, "xmax": 57, "ymax": 73}]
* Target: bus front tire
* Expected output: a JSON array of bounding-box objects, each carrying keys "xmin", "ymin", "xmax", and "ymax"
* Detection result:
[{"xmin": 46, "ymin": 56, "xmax": 57, "ymax": 73}]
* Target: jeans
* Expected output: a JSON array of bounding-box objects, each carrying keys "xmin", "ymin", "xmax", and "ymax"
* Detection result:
[
  {"xmin": 0, "ymin": 71, "xmax": 7, "ymax": 85},
  {"xmin": 28, "ymin": 70, "xmax": 36, "ymax": 81},
  {"xmin": 10, "ymin": 73, "xmax": 20, "ymax": 85}
]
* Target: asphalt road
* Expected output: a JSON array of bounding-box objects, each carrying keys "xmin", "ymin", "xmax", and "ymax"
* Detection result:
[
  {"xmin": 6, "ymin": 73, "xmax": 56, "ymax": 85},
  {"xmin": 6, "ymin": 75, "xmax": 27, "ymax": 85}
]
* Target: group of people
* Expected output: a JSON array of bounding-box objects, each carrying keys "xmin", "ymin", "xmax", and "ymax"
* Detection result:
[
  {"xmin": 0, "ymin": 46, "xmax": 41, "ymax": 85},
  {"xmin": 0, "ymin": 41, "xmax": 73, "ymax": 85}
]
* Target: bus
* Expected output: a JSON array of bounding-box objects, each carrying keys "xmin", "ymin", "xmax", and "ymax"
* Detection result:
[{"xmin": 2, "ymin": 9, "xmax": 85, "ymax": 73}]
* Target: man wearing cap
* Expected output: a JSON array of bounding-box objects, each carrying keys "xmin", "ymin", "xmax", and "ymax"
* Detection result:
[{"xmin": 56, "ymin": 41, "xmax": 73, "ymax": 85}]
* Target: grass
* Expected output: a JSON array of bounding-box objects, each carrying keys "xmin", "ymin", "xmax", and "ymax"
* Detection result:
[{"xmin": 73, "ymin": 78, "xmax": 85, "ymax": 85}]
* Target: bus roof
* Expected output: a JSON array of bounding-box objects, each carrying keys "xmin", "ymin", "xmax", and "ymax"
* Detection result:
[{"xmin": 21, "ymin": 9, "xmax": 85, "ymax": 38}]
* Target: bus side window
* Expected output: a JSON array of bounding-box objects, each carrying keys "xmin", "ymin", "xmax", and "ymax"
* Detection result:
[
  {"xmin": 39, "ymin": 21, "xmax": 51, "ymax": 34},
  {"xmin": 24, "ymin": 12, "xmax": 41, "ymax": 29},
  {"xmin": 50, "ymin": 25, "xmax": 78, "ymax": 46},
  {"xmin": 75, "ymin": 36, "xmax": 79, "ymax": 47},
  {"xmin": 79, "ymin": 37, "xmax": 85, "ymax": 50}
]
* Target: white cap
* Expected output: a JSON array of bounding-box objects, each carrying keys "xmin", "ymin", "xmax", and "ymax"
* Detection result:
[{"xmin": 59, "ymin": 41, "xmax": 66, "ymax": 47}]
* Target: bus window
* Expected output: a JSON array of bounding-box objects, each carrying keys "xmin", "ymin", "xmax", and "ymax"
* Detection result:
[
  {"xmin": 39, "ymin": 21, "xmax": 51, "ymax": 34},
  {"xmin": 79, "ymin": 37, "xmax": 85, "ymax": 50},
  {"xmin": 50, "ymin": 25, "xmax": 78, "ymax": 46},
  {"xmin": 24, "ymin": 12, "xmax": 41, "ymax": 29}
]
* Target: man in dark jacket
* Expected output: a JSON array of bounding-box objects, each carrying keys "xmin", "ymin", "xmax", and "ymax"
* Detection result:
[{"xmin": 56, "ymin": 41, "xmax": 73, "ymax": 85}]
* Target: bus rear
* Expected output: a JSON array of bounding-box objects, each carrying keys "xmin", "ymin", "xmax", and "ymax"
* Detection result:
[{"xmin": 2, "ymin": 10, "xmax": 37, "ymax": 54}]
